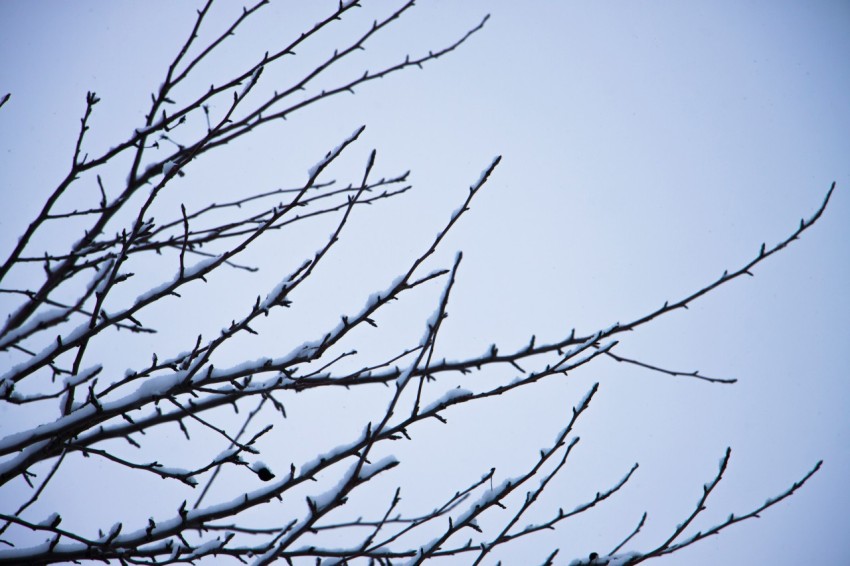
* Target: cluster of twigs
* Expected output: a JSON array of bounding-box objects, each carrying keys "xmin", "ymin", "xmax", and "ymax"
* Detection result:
[{"xmin": 0, "ymin": 1, "xmax": 830, "ymax": 564}]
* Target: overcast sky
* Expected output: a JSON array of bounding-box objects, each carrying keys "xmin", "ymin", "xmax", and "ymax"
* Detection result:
[{"xmin": 1, "ymin": 1, "xmax": 849, "ymax": 564}]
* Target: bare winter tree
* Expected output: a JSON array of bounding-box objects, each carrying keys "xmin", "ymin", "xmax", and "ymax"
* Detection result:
[{"xmin": 0, "ymin": 2, "xmax": 833, "ymax": 565}]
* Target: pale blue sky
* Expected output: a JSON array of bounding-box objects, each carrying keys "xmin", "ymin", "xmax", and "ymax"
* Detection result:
[{"xmin": 1, "ymin": 2, "xmax": 848, "ymax": 564}]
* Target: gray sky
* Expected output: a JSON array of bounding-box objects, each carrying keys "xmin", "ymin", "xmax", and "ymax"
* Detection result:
[{"xmin": 1, "ymin": 1, "xmax": 848, "ymax": 564}]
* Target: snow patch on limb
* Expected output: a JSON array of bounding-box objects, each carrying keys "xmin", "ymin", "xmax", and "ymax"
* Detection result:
[
  {"xmin": 601, "ymin": 321, "xmax": 621, "ymax": 335},
  {"xmin": 0, "ymin": 442, "xmax": 52, "ymax": 486},
  {"xmin": 568, "ymin": 552, "xmax": 641, "ymax": 566},
  {"xmin": 63, "ymin": 365, "xmax": 102, "ymax": 388},
  {"xmin": 403, "ymin": 539, "xmax": 441, "ymax": 566},
  {"xmin": 358, "ymin": 455, "xmax": 398, "ymax": 481},
  {"xmin": 240, "ymin": 65, "xmax": 264, "ymax": 97},
  {"xmin": 2, "ymin": 364, "xmax": 101, "ymax": 405},
  {"xmin": 37, "ymin": 513, "xmax": 61, "ymax": 528},
  {"xmin": 447, "ymin": 477, "xmax": 516, "ymax": 532},
  {"xmin": 568, "ymin": 339, "xmax": 617, "ymax": 369},
  {"xmin": 469, "ymin": 155, "xmax": 502, "ymax": 193},
  {"xmin": 607, "ymin": 553, "xmax": 641, "ymax": 566},
  {"xmin": 135, "ymin": 371, "xmax": 189, "ymax": 398},
  {"xmin": 554, "ymin": 334, "xmax": 615, "ymax": 373},
  {"xmin": 277, "ymin": 273, "xmax": 410, "ymax": 366},
  {"xmin": 299, "ymin": 424, "xmax": 374, "ymax": 477},
  {"xmin": 307, "ymin": 125, "xmax": 365, "ymax": 178},
  {"xmin": 1, "ymin": 370, "xmax": 189, "ymax": 454},
  {"xmin": 0, "ymin": 540, "xmax": 55, "ymax": 562},
  {"xmin": 422, "ymin": 387, "xmax": 473, "ymax": 414},
  {"xmin": 260, "ymin": 278, "xmax": 291, "ymax": 309},
  {"xmin": 206, "ymin": 357, "xmax": 274, "ymax": 382},
  {"xmin": 182, "ymin": 256, "xmax": 221, "ymax": 279},
  {"xmin": 186, "ymin": 536, "xmax": 228, "ymax": 559},
  {"xmin": 309, "ymin": 462, "xmax": 358, "ymax": 512},
  {"xmin": 133, "ymin": 256, "xmax": 220, "ymax": 305},
  {"xmin": 574, "ymin": 383, "xmax": 598, "ymax": 414},
  {"xmin": 154, "ymin": 464, "xmax": 198, "ymax": 485},
  {"xmin": 0, "ymin": 306, "xmax": 66, "ymax": 350},
  {"xmin": 0, "ymin": 319, "xmax": 93, "ymax": 384},
  {"xmin": 97, "ymin": 522, "xmax": 122, "ymax": 543},
  {"xmin": 395, "ymin": 364, "xmax": 415, "ymax": 388},
  {"xmin": 420, "ymin": 300, "xmax": 445, "ymax": 346},
  {"xmin": 134, "ymin": 123, "xmax": 158, "ymax": 136},
  {"xmin": 396, "ymin": 270, "xmax": 453, "ymax": 388},
  {"xmin": 215, "ymin": 447, "xmax": 242, "ymax": 463},
  {"xmin": 359, "ymin": 274, "xmax": 406, "ymax": 326}
]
